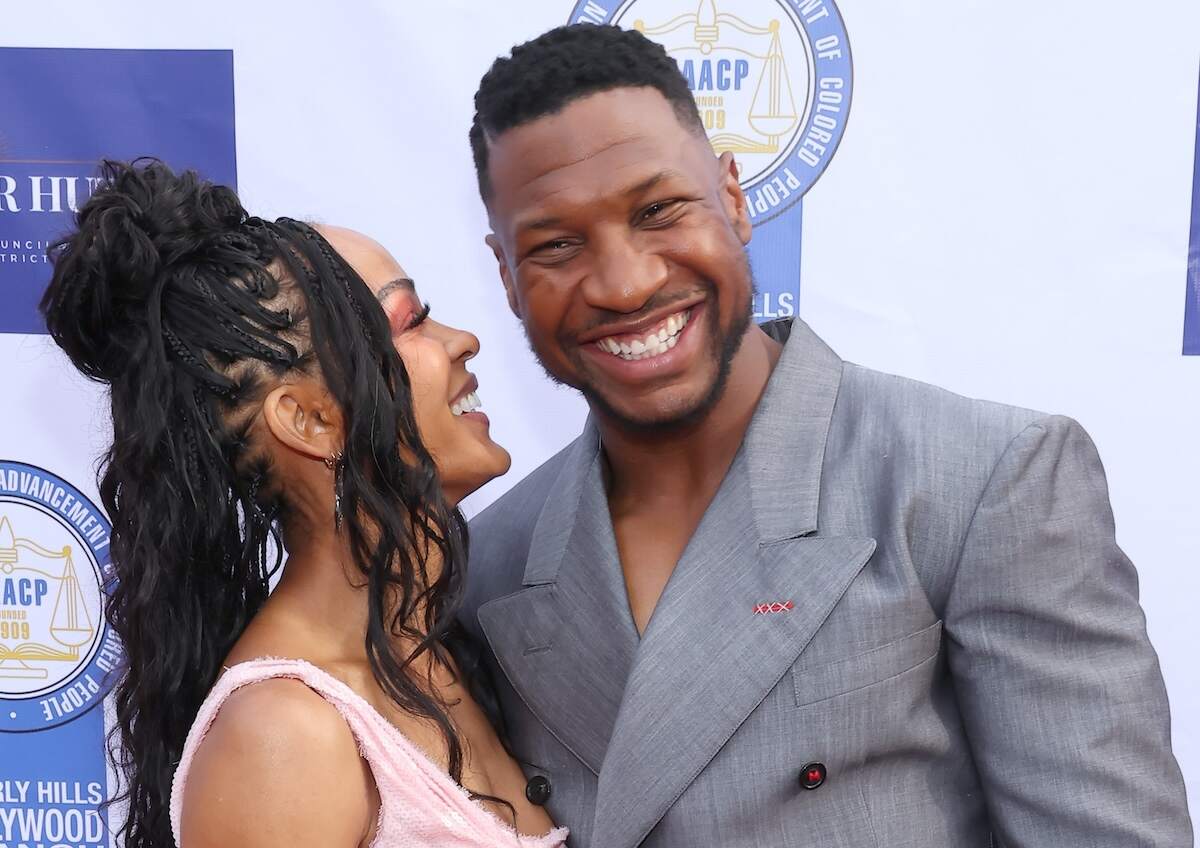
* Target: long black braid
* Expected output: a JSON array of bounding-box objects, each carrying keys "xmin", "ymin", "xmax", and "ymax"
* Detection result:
[{"xmin": 40, "ymin": 159, "xmax": 481, "ymax": 848}]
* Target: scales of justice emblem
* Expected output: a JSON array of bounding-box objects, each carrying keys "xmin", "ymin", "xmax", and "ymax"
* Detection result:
[
  {"xmin": 620, "ymin": 0, "xmax": 811, "ymax": 191},
  {"xmin": 0, "ymin": 460, "xmax": 117, "ymax": 731},
  {"xmin": 578, "ymin": 0, "xmax": 852, "ymax": 223},
  {"xmin": 0, "ymin": 513, "xmax": 98, "ymax": 689}
]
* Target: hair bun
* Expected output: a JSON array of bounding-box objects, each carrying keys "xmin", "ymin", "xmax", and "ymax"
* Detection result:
[{"xmin": 40, "ymin": 159, "xmax": 247, "ymax": 382}]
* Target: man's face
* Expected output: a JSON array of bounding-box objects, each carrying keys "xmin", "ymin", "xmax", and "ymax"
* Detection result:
[{"xmin": 484, "ymin": 87, "xmax": 754, "ymax": 431}]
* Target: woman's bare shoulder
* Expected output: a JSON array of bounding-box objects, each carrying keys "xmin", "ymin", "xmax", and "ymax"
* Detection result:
[{"xmin": 180, "ymin": 677, "xmax": 375, "ymax": 848}]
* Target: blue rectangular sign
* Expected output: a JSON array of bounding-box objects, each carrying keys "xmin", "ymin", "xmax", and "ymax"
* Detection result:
[
  {"xmin": 0, "ymin": 47, "xmax": 237, "ymax": 335},
  {"xmin": 1184, "ymin": 67, "xmax": 1200, "ymax": 355},
  {"xmin": 0, "ymin": 47, "xmax": 237, "ymax": 848}
]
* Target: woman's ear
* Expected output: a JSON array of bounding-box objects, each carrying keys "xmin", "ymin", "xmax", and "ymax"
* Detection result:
[{"xmin": 260, "ymin": 381, "xmax": 344, "ymax": 463}]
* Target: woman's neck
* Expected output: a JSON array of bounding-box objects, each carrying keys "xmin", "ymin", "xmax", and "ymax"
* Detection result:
[{"xmin": 240, "ymin": 514, "xmax": 445, "ymax": 669}]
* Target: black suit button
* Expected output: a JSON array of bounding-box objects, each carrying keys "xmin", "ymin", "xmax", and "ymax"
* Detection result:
[
  {"xmin": 525, "ymin": 775, "xmax": 552, "ymax": 806},
  {"xmin": 799, "ymin": 762, "xmax": 827, "ymax": 790}
]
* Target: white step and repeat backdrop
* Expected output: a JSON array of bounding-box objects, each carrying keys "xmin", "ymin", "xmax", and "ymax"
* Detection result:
[{"xmin": 1, "ymin": 1, "xmax": 1197, "ymax": 843}]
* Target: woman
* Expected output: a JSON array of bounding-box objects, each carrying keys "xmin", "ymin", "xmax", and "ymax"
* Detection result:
[{"xmin": 41, "ymin": 159, "xmax": 568, "ymax": 848}]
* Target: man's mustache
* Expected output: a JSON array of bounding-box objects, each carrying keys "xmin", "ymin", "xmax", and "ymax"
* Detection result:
[{"xmin": 575, "ymin": 287, "xmax": 708, "ymax": 336}]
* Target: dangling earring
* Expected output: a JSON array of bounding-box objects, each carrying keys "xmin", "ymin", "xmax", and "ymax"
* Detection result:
[{"xmin": 324, "ymin": 451, "xmax": 344, "ymax": 529}]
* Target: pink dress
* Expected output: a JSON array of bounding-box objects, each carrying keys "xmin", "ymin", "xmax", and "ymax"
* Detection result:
[{"xmin": 170, "ymin": 657, "xmax": 569, "ymax": 848}]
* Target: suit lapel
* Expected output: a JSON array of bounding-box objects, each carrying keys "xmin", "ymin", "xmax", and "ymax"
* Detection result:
[
  {"xmin": 477, "ymin": 424, "xmax": 638, "ymax": 775},
  {"xmin": 483, "ymin": 319, "xmax": 862, "ymax": 841},
  {"xmin": 747, "ymin": 318, "xmax": 845, "ymax": 543},
  {"xmin": 589, "ymin": 319, "xmax": 866, "ymax": 847},
  {"xmin": 590, "ymin": 447, "xmax": 876, "ymax": 847}
]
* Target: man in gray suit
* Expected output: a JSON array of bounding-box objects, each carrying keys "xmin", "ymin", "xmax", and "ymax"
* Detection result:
[{"xmin": 461, "ymin": 24, "xmax": 1192, "ymax": 847}]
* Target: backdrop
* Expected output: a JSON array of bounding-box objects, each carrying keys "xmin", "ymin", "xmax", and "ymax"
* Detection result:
[{"xmin": 1, "ymin": 2, "xmax": 1197, "ymax": 844}]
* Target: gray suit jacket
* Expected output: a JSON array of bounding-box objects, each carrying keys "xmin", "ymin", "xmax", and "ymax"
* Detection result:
[{"xmin": 463, "ymin": 319, "xmax": 1192, "ymax": 847}]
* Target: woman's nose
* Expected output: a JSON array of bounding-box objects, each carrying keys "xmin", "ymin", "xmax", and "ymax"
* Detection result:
[{"xmin": 439, "ymin": 321, "xmax": 479, "ymax": 363}]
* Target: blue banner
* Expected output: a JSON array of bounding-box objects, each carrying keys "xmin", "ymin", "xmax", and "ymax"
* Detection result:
[
  {"xmin": 0, "ymin": 48, "xmax": 236, "ymax": 848},
  {"xmin": 0, "ymin": 461, "xmax": 115, "ymax": 848},
  {"xmin": 568, "ymin": 0, "xmax": 853, "ymax": 320},
  {"xmin": 0, "ymin": 47, "xmax": 238, "ymax": 335},
  {"xmin": 1184, "ymin": 66, "xmax": 1200, "ymax": 355}
]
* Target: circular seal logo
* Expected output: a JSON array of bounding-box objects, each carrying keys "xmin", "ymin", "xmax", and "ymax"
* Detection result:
[
  {"xmin": 0, "ymin": 460, "xmax": 120, "ymax": 732},
  {"xmin": 569, "ymin": 0, "xmax": 853, "ymax": 225}
]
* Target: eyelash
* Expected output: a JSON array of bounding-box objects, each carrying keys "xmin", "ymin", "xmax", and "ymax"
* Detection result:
[{"xmin": 404, "ymin": 302, "xmax": 431, "ymax": 330}]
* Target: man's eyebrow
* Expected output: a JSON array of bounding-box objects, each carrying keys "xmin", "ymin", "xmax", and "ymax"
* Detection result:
[
  {"xmin": 374, "ymin": 277, "xmax": 415, "ymax": 303},
  {"xmin": 622, "ymin": 169, "xmax": 684, "ymax": 199},
  {"xmin": 519, "ymin": 215, "xmax": 563, "ymax": 233},
  {"xmin": 515, "ymin": 170, "xmax": 687, "ymax": 233}
]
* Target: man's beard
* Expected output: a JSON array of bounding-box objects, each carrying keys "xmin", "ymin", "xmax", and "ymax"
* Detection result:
[{"xmin": 523, "ymin": 265, "xmax": 757, "ymax": 435}]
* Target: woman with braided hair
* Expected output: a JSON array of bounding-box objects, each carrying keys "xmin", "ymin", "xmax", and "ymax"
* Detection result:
[{"xmin": 40, "ymin": 159, "xmax": 568, "ymax": 848}]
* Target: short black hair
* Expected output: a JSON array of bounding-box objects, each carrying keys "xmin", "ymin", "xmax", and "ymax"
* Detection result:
[{"xmin": 470, "ymin": 23, "xmax": 704, "ymax": 203}]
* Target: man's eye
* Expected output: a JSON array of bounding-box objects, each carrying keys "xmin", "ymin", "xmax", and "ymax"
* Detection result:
[
  {"xmin": 640, "ymin": 200, "xmax": 679, "ymax": 223},
  {"xmin": 530, "ymin": 239, "xmax": 579, "ymax": 260}
]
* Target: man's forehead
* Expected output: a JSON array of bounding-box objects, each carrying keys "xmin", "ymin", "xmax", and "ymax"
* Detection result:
[{"xmin": 486, "ymin": 89, "xmax": 708, "ymax": 220}]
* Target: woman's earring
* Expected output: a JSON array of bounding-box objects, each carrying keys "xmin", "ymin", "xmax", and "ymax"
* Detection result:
[{"xmin": 324, "ymin": 451, "xmax": 344, "ymax": 529}]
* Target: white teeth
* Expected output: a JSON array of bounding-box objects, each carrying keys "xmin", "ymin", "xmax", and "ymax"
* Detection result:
[
  {"xmin": 451, "ymin": 391, "xmax": 482, "ymax": 416},
  {"xmin": 595, "ymin": 308, "xmax": 691, "ymax": 362}
]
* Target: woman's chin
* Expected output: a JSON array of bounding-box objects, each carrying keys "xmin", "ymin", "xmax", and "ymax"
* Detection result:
[{"xmin": 441, "ymin": 443, "xmax": 511, "ymax": 506}]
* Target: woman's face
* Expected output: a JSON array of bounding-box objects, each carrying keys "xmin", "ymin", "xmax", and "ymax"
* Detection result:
[{"xmin": 319, "ymin": 226, "xmax": 510, "ymax": 505}]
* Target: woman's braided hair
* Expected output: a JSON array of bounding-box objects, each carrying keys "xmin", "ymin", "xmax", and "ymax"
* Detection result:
[{"xmin": 41, "ymin": 159, "xmax": 475, "ymax": 847}]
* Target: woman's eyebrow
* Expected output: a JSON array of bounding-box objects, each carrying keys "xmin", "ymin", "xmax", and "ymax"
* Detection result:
[{"xmin": 375, "ymin": 277, "xmax": 415, "ymax": 303}]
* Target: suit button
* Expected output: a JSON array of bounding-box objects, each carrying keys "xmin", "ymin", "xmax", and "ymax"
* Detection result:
[
  {"xmin": 525, "ymin": 775, "xmax": 552, "ymax": 806},
  {"xmin": 799, "ymin": 762, "xmax": 827, "ymax": 790}
]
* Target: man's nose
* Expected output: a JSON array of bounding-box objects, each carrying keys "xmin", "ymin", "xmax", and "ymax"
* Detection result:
[{"xmin": 580, "ymin": 231, "xmax": 669, "ymax": 314}]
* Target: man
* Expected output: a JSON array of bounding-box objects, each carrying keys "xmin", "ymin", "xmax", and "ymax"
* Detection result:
[{"xmin": 461, "ymin": 23, "xmax": 1192, "ymax": 848}]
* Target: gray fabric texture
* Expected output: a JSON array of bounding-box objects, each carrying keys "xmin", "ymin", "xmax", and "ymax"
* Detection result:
[{"xmin": 462, "ymin": 318, "xmax": 1192, "ymax": 848}]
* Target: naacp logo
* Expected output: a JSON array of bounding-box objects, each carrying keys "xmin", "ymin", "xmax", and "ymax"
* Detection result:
[
  {"xmin": 571, "ymin": 0, "xmax": 853, "ymax": 224},
  {"xmin": 0, "ymin": 460, "xmax": 121, "ymax": 732}
]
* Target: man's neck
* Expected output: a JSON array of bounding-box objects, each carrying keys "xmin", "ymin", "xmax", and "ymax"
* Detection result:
[{"xmin": 599, "ymin": 324, "xmax": 783, "ymax": 510}]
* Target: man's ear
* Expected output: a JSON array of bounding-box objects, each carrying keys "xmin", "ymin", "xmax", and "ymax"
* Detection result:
[
  {"xmin": 718, "ymin": 152, "xmax": 752, "ymax": 245},
  {"xmin": 486, "ymin": 233, "xmax": 522, "ymax": 319},
  {"xmin": 260, "ymin": 381, "xmax": 343, "ymax": 463}
]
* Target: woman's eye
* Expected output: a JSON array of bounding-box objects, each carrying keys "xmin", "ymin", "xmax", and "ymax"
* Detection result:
[
  {"xmin": 396, "ymin": 302, "xmax": 430, "ymax": 332},
  {"xmin": 409, "ymin": 302, "xmax": 431, "ymax": 328}
]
